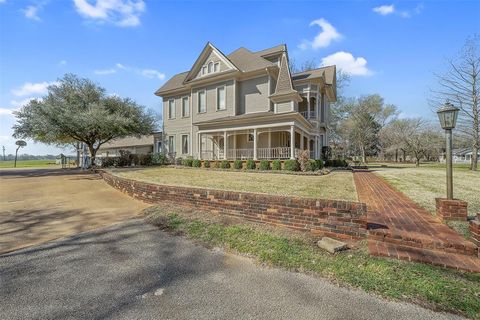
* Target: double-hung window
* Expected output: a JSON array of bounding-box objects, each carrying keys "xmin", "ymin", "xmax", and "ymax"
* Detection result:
[
  {"xmin": 181, "ymin": 135, "xmax": 189, "ymax": 154},
  {"xmin": 198, "ymin": 90, "xmax": 206, "ymax": 113},
  {"xmin": 182, "ymin": 97, "xmax": 189, "ymax": 117},
  {"xmin": 168, "ymin": 99, "xmax": 175, "ymax": 119},
  {"xmin": 216, "ymin": 86, "xmax": 226, "ymax": 110}
]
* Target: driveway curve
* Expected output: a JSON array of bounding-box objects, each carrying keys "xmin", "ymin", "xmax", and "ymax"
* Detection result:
[{"xmin": 0, "ymin": 168, "xmax": 147, "ymax": 254}]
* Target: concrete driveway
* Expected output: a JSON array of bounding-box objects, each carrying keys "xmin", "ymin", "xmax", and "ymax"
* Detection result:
[
  {"xmin": 0, "ymin": 168, "xmax": 147, "ymax": 254},
  {"xmin": 0, "ymin": 219, "xmax": 462, "ymax": 320}
]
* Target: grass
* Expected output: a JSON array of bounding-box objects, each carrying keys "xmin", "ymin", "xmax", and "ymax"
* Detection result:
[
  {"xmin": 371, "ymin": 162, "xmax": 479, "ymax": 216},
  {"xmin": 0, "ymin": 159, "xmax": 59, "ymax": 168},
  {"xmin": 144, "ymin": 206, "xmax": 480, "ymax": 319},
  {"xmin": 112, "ymin": 166, "xmax": 358, "ymax": 202}
]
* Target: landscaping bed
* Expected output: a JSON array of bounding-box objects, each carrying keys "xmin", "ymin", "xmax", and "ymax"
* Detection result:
[{"xmin": 143, "ymin": 204, "xmax": 480, "ymax": 319}]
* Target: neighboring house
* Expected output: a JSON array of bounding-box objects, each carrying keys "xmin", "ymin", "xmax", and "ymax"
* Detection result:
[
  {"xmin": 155, "ymin": 42, "xmax": 336, "ymax": 160},
  {"xmin": 97, "ymin": 132, "xmax": 163, "ymax": 158},
  {"xmin": 440, "ymin": 148, "xmax": 480, "ymax": 164}
]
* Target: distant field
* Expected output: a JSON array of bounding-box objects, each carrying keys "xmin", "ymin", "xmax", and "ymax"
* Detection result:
[{"xmin": 0, "ymin": 160, "xmax": 59, "ymax": 168}]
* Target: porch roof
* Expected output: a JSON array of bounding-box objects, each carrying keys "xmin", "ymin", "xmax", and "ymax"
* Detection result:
[{"xmin": 193, "ymin": 111, "xmax": 313, "ymax": 130}]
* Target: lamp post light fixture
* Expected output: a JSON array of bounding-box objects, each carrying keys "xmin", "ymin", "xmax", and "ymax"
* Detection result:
[{"xmin": 437, "ymin": 102, "xmax": 460, "ymax": 200}]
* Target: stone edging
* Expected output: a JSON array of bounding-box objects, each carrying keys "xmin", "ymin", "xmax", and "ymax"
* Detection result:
[{"xmin": 98, "ymin": 170, "xmax": 368, "ymax": 240}]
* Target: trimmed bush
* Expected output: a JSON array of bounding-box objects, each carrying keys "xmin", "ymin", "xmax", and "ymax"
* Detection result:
[
  {"xmin": 117, "ymin": 150, "xmax": 131, "ymax": 167},
  {"xmin": 325, "ymin": 159, "xmax": 348, "ymax": 168},
  {"xmin": 182, "ymin": 158, "xmax": 193, "ymax": 167},
  {"xmin": 271, "ymin": 160, "xmax": 281, "ymax": 170},
  {"xmin": 284, "ymin": 159, "xmax": 300, "ymax": 171},
  {"xmin": 138, "ymin": 154, "xmax": 153, "ymax": 166},
  {"xmin": 203, "ymin": 160, "xmax": 210, "ymax": 168},
  {"xmin": 246, "ymin": 159, "xmax": 256, "ymax": 170},
  {"xmin": 304, "ymin": 159, "xmax": 317, "ymax": 172},
  {"xmin": 220, "ymin": 160, "xmax": 230, "ymax": 169},
  {"xmin": 259, "ymin": 160, "xmax": 270, "ymax": 170},
  {"xmin": 101, "ymin": 157, "xmax": 116, "ymax": 168},
  {"xmin": 233, "ymin": 160, "xmax": 243, "ymax": 170},
  {"xmin": 315, "ymin": 159, "xmax": 324, "ymax": 170},
  {"xmin": 192, "ymin": 159, "xmax": 201, "ymax": 168},
  {"xmin": 152, "ymin": 153, "xmax": 168, "ymax": 165}
]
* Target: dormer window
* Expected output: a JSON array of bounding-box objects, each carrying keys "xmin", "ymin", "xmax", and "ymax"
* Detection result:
[{"xmin": 201, "ymin": 61, "xmax": 221, "ymax": 77}]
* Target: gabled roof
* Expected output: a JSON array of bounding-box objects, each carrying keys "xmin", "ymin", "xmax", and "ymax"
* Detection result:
[
  {"xmin": 183, "ymin": 42, "xmax": 239, "ymax": 83},
  {"xmin": 253, "ymin": 44, "xmax": 286, "ymax": 57},
  {"xmin": 227, "ymin": 47, "xmax": 275, "ymax": 72},
  {"xmin": 155, "ymin": 71, "xmax": 189, "ymax": 95},
  {"xmin": 292, "ymin": 65, "xmax": 336, "ymax": 85}
]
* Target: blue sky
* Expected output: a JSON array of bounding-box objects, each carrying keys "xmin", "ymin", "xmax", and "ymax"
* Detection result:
[{"xmin": 0, "ymin": 0, "xmax": 479, "ymax": 155}]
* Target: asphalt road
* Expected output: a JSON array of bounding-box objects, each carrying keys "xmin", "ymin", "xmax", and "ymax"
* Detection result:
[{"xmin": 0, "ymin": 219, "xmax": 463, "ymax": 320}]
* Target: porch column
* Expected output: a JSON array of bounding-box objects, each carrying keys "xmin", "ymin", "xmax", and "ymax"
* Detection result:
[
  {"xmin": 268, "ymin": 130, "xmax": 271, "ymax": 159},
  {"xmin": 233, "ymin": 130, "xmax": 237, "ymax": 159},
  {"xmin": 198, "ymin": 133, "xmax": 202, "ymax": 160},
  {"xmin": 315, "ymin": 136, "xmax": 318, "ymax": 159},
  {"xmin": 223, "ymin": 131, "xmax": 227, "ymax": 160},
  {"xmin": 290, "ymin": 125, "xmax": 295, "ymax": 159},
  {"xmin": 300, "ymin": 131, "xmax": 304, "ymax": 150},
  {"xmin": 316, "ymin": 93, "xmax": 319, "ymax": 119},
  {"xmin": 307, "ymin": 92, "xmax": 311, "ymax": 119},
  {"xmin": 253, "ymin": 128, "xmax": 258, "ymax": 160}
]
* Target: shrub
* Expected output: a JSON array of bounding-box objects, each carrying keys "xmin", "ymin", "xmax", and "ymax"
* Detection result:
[
  {"xmin": 204, "ymin": 160, "xmax": 210, "ymax": 168},
  {"xmin": 138, "ymin": 154, "xmax": 153, "ymax": 166},
  {"xmin": 298, "ymin": 150, "xmax": 310, "ymax": 172},
  {"xmin": 246, "ymin": 159, "xmax": 256, "ymax": 170},
  {"xmin": 117, "ymin": 150, "xmax": 131, "ymax": 167},
  {"xmin": 192, "ymin": 159, "xmax": 201, "ymax": 168},
  {"xmin": 233, "ymin": 160, "xmax": 243, "ymax": 170},
  {"xmin": 315, "ymin": 159, "xmax": 324, "ymax": 170},
  {"xmin": 152, "ymin": 153, "xmax": 168, "ymax": 165},
  {"xmin": 325, "ymin": 159, "xmax": 348, "ymax": 168},
  {"xmin": 130, "ymin": 154, "xmax": 140, "ymax": 166},
  {"xmin": 284, "ymin": 159, "xmax": 300, "ymax": 171},
  {"xmin": 271, "ymin": 160, "xmax": 281, "ymax": 170},
  {"xmin": 101, "ymin": 157, "xmax": 116, "ymax": 168},
  {"xmin": 259, "ymin": 160, "xmax": 270, "ymax": 170},
  {"xmin": 175, "ymin": 157, "xmax": 183, "ymax": 165},
  {"xmin": 304, "ymin": 159, "xmax": 317, "ymax": 172},
  {"xmin": 182, "ymin": 158, "xmax": 193, "ymax": 167},
  {"xmin": 220, "ymin": 160, "xmax": 230, "ymax": 169}
]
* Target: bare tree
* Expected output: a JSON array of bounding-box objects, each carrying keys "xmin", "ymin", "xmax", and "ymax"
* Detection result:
[{"xmin": 431, "ymin": 35, "xmax": 479, "ymax": 170}]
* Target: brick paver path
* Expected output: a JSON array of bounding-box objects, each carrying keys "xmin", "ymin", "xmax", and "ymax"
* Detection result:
[{"xmin": 353, "ymin": 170, "xmax": 479, "ymax": 272}]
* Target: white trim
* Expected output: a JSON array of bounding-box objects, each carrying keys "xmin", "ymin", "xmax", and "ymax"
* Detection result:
[
  {"xmin": 197, "ymin": 90, "xmax": 206, "ymax": 113},
  {"xmin": 181, "ymin": 133, "xmax": 190, "ymax": 155},
  {"xmin": 198, "ymin": 121, "xmax": 295, "ymax": 134},
  {"xmin": 233, "ymin": 79, "xmax": 237, "ymax": 116},
  {"xmin": 168, "ymin": 99, "xmax": 175, "ymax": 119},
  {"xmin": 216, "ymin": 85, "xmax": 227, "ymax": 111},
  {"xmin": 181, "ymin": 96, "xmax": 190, "ymax": 118}
]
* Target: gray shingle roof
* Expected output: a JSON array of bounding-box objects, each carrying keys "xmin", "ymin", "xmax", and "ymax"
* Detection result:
[
  {"xmin": 273, "ymin": 54, "xmax": 295, "ymax": 95},
  {"xmin": 227, "ymin": 47, "xmax": 275, "ymax": 72},
  {"xmin": 254, "ymin": 44, "xmax": 286, "ymax": 57},
  {"xmin": 155, "ymin": 71, "xmax": 188, "ymax": 95},
  {"xmin": 291, "ymin": 65, "xmax": 336, "ymax": 84},
  {"xmin": 100, "ymin": 135, "xmax": 156, "ymax": 149}
]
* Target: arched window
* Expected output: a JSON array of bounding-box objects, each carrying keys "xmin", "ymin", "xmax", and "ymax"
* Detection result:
[{"xmin": 208, "ymin": 61, "xmax": 213, "ymax": 73}]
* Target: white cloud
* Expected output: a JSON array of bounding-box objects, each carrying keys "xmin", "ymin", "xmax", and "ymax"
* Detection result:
[
  {"xmin": 11, "ymin": 81, "xmax": 56, "ymax": 97},
  {"xmin": 321, "ymin": 51, "xmax": 372, "ymax": 76},
  {"xmin": 373, "ymin": 4, "xmax": 395, "ymax": 15},
  {"xmin": 94, "ymin": 63, "xmax": 165, "ymax": 80},
  {"xmin": 22, "ymin": 4, "xmax": 42, "ymax": 21},
  {"xmin": 94, "ymin": 68, "xmax": 117, "ymax": 75},
  {"xmin": 0, "ymin": 0, "xmax": 7, "ymax": 4},
  {"xmin": 73, "ymin": 0, "xmax": 146, "ymax": 27},
  {"xmin": 140, "ymin": 69, "xmax": 165, "ymax": 80},
  {"xmin": 59, "ymin": 60, "xmax": 67, "ymax": 66},
  {"xmin": 299, "ymin": 18, "xmax": 342, "ymax": 50},
  {"xmin": 0, "ymin": 108, "xmax": 16, "ymax": 116}
]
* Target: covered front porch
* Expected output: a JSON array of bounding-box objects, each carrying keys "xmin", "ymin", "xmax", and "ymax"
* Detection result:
[{"xmin": 198, "ymin": 125, "xmax": 320, "ymax": 160}]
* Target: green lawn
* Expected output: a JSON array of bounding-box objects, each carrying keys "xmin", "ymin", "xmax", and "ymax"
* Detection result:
[
  {"xmin": 371, "ymin": 163, "xmax": 479, "ymax": 216},
  {"xmin": 111, "ymin": 167, "xmax": 358, "ymax": 202},
  {"xmin": 0, "ymin": 159, "xmax": 59, "ymax": 168},
  {"xmin": 144, "ymin": 206, "xmax": 480, "ymax": 319}
]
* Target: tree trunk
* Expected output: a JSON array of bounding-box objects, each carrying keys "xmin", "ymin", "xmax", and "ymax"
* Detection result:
[
  {"xmin": 87, "ymin": 144, "xmax": 97, "ymax": 169},
  {"xmin": 395, "ymin": 149, "xmax": 398, "ymax": 162},
  {"xmin": 361, "ymin": 146, "xmax": 366, "ymax": 164},
  {"xmin": 415, "ymin": 157, "xmax": 420, "ymax": 167},
  {"xmin": 472, "ymin": 143, "xmax": 478, "ymax": 171}
]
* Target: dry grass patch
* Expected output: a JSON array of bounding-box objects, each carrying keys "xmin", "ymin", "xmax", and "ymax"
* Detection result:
[
  {"xmin": 373, "ymin": 164, "xmax": 479, "ymax": 216},
  {"xmin": 111, "ymin": 167, "xmax": 357, "ymax": 202}
]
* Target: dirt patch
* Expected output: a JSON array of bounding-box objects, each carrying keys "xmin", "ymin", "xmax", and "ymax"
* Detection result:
[{"xmin": 0, "ymin": 168, "xmax": 148, "ymax": 254}]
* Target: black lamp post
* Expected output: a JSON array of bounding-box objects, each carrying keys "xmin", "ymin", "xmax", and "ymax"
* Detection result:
[{"xmin": 437, "ymin": 102, "xmax": 460, "ymax": 199}]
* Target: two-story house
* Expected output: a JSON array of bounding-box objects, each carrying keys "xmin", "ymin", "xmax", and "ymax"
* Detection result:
[{"xmin": 155, "ymin": 42, "xmax": 336, "ymax": 160}]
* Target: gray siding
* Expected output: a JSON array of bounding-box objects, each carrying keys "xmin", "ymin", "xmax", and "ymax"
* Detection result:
[
  {"xmin": 194, "ymin": 50, "xmax": 231, "ymax": 79},
  {"xmin": 238, "ymin": 76, "xmax": 270, "ymax": 114},
  {"xmin": 276, "ymin": 101, "xmax": 292, "ymax": 113}
]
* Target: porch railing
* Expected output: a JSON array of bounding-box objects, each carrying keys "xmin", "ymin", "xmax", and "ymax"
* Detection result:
[
  {"xmin": 227, "ymin": 148, "xmax": 254, "ymax": 159},
  {"xmin": 300, "ymin": 111, "xmax": 317, "ymax": 119},
  {"xmin": 257, "ymin": 147, "xmax": 291, "ymax": 159},
  {"xmin": 201, "ymin": 148, "xmax": 312, "ymax": 160}
]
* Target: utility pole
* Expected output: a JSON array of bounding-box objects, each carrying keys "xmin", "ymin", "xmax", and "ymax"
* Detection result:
[{"xmin": 2, "ymin": 146, "xmax": 5, "ymax": 161}]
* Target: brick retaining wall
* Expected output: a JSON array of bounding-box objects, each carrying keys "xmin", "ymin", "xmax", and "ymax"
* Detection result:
[{"xmin": 99, "ymin": 171, "xmax": 368, "ymax": 240}]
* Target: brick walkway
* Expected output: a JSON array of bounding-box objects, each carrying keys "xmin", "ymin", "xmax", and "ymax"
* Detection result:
[{"xmin": 353, "ymin": 170, "xmax": 479, "ymax": 273}]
